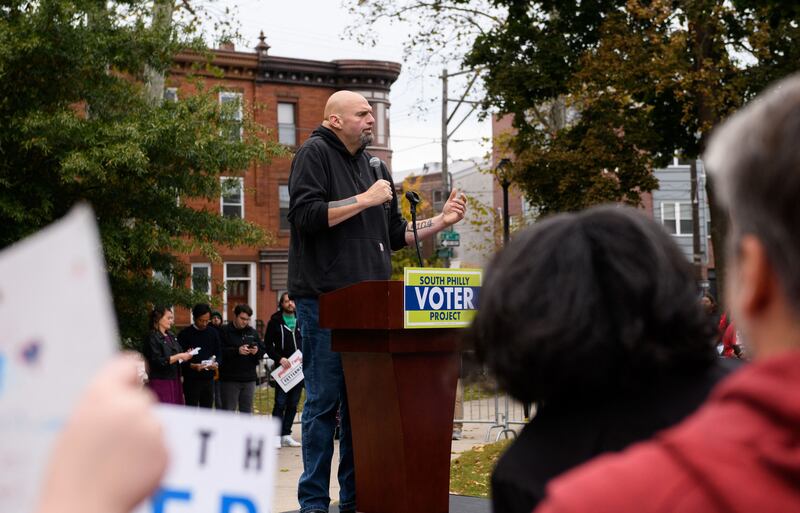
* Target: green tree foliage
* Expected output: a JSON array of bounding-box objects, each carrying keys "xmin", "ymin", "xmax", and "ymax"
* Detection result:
[
  {"xmin": 0, "ymin": 0, "xmax": 283, "ymax": 343},
  {"xmin": 466, "ymin": 0, "xmax": 800, "ymax": 293},
  {"xmin": 350, "ymin": 0, "xmax": 800, "ymax": 293}
]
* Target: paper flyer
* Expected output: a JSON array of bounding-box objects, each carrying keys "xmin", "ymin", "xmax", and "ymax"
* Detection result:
[
  {"xmin": 0, "ymin": 205, "xmax": 117, "ymax": 513},
  {"xmin": 270, "ymin": 350, "xmax": 303, "ymax": 393}
]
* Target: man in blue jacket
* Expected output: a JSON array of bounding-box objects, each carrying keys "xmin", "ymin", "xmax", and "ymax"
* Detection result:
[{"xmin": 288, "ymin": 90, "xmax": 467, "ymax": 513}]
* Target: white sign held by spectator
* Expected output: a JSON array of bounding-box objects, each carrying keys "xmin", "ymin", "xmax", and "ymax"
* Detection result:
[
  {"xmin": 133, "ymin": 405, "xmax": 279, "ymax": 513},
  {"xmin": 0, "ymin": 205, "xmax": 117, "ymax": 513},
  {"xmin": 270, "ymin": 350, "xmax": 303, "ymax": 393}
]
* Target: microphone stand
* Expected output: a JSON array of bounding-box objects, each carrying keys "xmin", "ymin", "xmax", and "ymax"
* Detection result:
[{"xmin": 407, "ymin": 191, "xmax": 423, "ymax": 267}]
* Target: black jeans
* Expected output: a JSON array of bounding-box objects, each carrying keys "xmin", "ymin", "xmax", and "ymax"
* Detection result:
[
  {"xmin": 183, "ymin": 379, "xmax": 214, "ymax": 408},
  {"xmin": 220, "ymin": 380, "xmax": 256, "ymax": 413},
  {"xmin": 272, "ymin": 380, "xmax": 303, "ymax": 436}
]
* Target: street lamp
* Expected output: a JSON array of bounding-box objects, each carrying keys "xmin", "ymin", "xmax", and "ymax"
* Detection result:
[{"xmin": 495, "ymin": 158, "xmax": 512, "ymax": 246}]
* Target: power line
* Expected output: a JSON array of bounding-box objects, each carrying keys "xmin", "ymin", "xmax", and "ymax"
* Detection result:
[{"xmin": 392, "ymin": 141, "xmax": 439, "ymax": 153}]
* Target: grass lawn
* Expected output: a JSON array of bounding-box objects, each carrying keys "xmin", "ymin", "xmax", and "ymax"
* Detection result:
[
  {"xmin": 463, "ymin": 381, "xmax": 496, "ymax": 402},
  {"xmin": 253, "ymin": 385, "xmax": 305, "ymax": 416},
  {"xmin": 450, "ymin": 438, "xmax": 513, "ymax": 498}
]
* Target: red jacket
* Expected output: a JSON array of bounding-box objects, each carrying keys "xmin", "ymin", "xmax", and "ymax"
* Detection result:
[
  {"xmin": 719, "ymin": 313, "xmax": 738, "ymax": 358},
  {"xmin": 535, "ymin": 350, "xmax": 800, "ymax": 513}
]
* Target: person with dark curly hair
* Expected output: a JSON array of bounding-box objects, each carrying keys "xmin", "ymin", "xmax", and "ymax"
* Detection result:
[{"xmin": 466, "ymin": 205, "xmax": 734, "ymax": 513}]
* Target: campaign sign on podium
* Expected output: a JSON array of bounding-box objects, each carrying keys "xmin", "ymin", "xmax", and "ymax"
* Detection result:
[{"xmin": 403, "ymin": 267, "xmax": 481, "ymax": 328}]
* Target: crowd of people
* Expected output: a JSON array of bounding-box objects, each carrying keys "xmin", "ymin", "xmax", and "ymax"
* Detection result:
[
  {"xmin": 38, "ymin": 76, "xmax": 800, "ymax": 513},
  {"xmin": 140, "ymin": 297, "xmax": 304, "ymax": 448}
]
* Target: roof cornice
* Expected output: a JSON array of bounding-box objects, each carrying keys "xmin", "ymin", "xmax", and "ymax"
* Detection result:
[{"xmin": 172, "ymin": 48, "xmax": 401, "ymax": 91}]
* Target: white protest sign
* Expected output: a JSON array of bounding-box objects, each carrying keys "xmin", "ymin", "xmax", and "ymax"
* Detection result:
[
  {"xmin": 270, "ymin": 350, "xmax": 303, "ymax": 393},
  {"xmin": 0, "ymin": 205, "xmax": 117, "ymax": 513},
  {"xmin": 133, "ymin": 405, "xmax": 279, "ymax": 513}
]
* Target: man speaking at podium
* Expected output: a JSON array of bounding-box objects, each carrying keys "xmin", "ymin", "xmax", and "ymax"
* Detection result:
[{"xmin": 288, "ymin": 90, "xmax": 467, "ymax": 513}]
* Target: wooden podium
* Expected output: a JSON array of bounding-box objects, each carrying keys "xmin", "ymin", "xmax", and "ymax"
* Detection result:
[{"xmin": 320, "ymin": 280, "xmax": 461, "ymax": 513}]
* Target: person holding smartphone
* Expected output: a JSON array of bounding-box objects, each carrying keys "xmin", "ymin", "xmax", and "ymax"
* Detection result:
[{"xmin": 218, "ymin": 304, "xmax": 264, "ymax": 413}]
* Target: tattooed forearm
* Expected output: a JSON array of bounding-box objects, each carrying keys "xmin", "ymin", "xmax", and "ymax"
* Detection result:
[
  {"xmin": 406, "ymin": 219, "xmax": 434, "ymax": 232},
  {"xmin": 329, "ymin": 197, "xmax": 357, "ymax": 208}
]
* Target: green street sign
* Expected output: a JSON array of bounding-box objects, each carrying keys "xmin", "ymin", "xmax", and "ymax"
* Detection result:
[
  {"xmin": 440, "ymin": 231, "xmax": 460, "ymax": 241},
  {"xmin": 437, "ymin": 248, "xmax": 452, "ymax": 259}
]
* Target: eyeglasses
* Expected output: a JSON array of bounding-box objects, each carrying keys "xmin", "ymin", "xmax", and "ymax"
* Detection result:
[{"xmin": 237, "ymin": 315, "xmax": 251, "ymax": 322}]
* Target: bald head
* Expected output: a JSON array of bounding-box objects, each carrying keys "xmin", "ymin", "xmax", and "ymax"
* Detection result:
[
  {"xmin": 324, "ymin": 90, "xmax": 368, "ymax": 120},
  {"xmin": 322, "ymin": 90, "xmax": 375, "ymax": 154}
]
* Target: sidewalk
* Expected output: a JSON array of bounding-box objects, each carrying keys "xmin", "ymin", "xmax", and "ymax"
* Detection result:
[{"xmin": 272, "ymin": 421, "xmax": 509, "ymax": 512}]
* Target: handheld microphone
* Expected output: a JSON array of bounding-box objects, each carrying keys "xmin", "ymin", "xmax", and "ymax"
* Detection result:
[
  {"xmin": 369, "ymin": 157, "xmax": 391, "ymax": 213},
  {"xmin": 405, "ymin": 190, "xmax": 424, "ymax": 267}
]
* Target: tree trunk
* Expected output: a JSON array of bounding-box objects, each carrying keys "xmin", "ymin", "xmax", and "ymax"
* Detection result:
[
  {"xmin": 144, "ymin": 0, "xmax": 175, "ymax": 104},
  {"xmin": 688, "ymin": 1, "xmax": 727, "ymax": 305},
  {"xmin": 706, "ymin": 173, "xmax": 729, "ymax": 305}
]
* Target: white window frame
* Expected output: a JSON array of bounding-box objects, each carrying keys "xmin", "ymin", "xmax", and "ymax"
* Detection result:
[
  {"xmin": 191, "ymin": 263, "xmax": 212, "ymax": 295},
  {"xmin": 278, "ymin": 184, "xmax": 290, "ymax": 230},
  {"xmin": 152, "ymin": 269, "xmax": 174, "ymax": 287},
  {"xmin": 222, "ymin": 262, "xmax": 257, "ymax": 326},
  {"xmin": 277, "ymin": 102, "xmax": 297, "ymax": 146},
  {"xmin": 164, "ymin": 87, "xmax": 178, "ymax": 102},
  {"xmin": 220, "ymin": 176, "xmax": 244, "ymax": 219},
  {"xmin": 660, "ymin": 201, "xmax": 693, "ymax": 236},
  {"xmin": 374, "ymin": 101, "xmax": 387, "ymax": 146},
  {"xmin": 219, "ymin": 91, "xmax": 243, "ymax": 141}
]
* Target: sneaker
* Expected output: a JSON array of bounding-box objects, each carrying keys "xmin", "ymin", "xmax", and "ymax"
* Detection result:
[
  {"xmin": 452, "ymin": 430, "xmax": 462, "ymax": 440},
  {"xmin": 273, "ymin": 436, "xmax": 282, "ymax": 449},
  {"xmin": 281, "ymin": 435, "xmax": 301, "ymax": 447}
]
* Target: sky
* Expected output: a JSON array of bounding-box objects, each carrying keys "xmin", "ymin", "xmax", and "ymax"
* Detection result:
[{"xmin": 211, "ymin": 0, "xmax": 492, "ymax": 172}]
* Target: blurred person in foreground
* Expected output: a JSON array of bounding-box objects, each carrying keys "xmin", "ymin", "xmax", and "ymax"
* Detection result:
[
  {"xmin": 534, "ymin": 74, "xmax": 800, "ymax": 513},
  {"xmin": 467, "ymin": 205, "xmax": 734, "ymax": 513},
  {"xmin": 36, "ymin": 355, "xmax": 167, "ymax": 513}
]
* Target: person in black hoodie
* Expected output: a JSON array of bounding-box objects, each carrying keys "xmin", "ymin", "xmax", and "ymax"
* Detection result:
[
  {"xmin": 288, "ymin": 90, "xmax": 467, "ymax": 513},
  {"xmin": 265, "ymin": 292, "xmax": 303, "ymax": 447},
  {"xmin": 177, "ymin": 303, "xmax": 221, "ymax": 408},
  {"xmin": 218, "ymin": 304, "xmax": 264, "ymax": 413}
]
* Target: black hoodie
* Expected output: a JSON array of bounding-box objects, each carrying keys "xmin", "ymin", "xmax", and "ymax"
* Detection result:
[
  {"xmin": 218, "ymin": 322, "xmax": 264, "ymax": 382},
  {"xmin": 288, "ymin": 125, "xmax": 408, "ymax": 298},
  {"xmin": 264, "ymin": 309, "xmax": 302, "ymax": 362}
]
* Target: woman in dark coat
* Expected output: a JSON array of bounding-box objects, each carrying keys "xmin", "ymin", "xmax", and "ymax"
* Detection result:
[{"xmin": 142, "ymin": 306, "xmax": 194, "ymax": 404}]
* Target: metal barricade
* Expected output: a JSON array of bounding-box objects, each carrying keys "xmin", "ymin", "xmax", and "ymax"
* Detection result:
[{"xmin": 454, "ymin": 381, "xmax": 534, "ymax": 442}]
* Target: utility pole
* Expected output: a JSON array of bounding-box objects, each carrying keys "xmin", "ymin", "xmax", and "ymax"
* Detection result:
[
  {"xmin": 441, "ymin": 68, "xmax": 449, "ymax": 193},
  {"xmin": 440, "ymin": 67, "xmax": 481, "ymax": 194},
  {"xmin": 439, "ymin": 67, "xmax": 480, "ymax": 267},
  {"xmin": 690, "ymin": 159, "xmax": 704, "ymax": 287}
]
